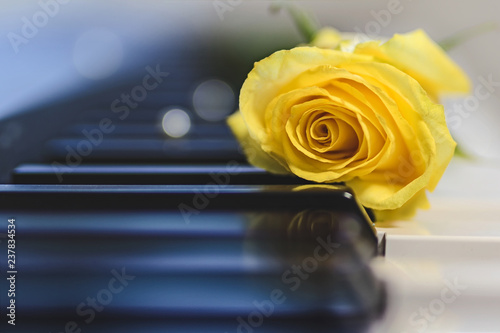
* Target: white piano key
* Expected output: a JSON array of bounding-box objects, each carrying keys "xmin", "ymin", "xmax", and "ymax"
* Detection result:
[
  {"xmin": 372, "ymin": 159, "xmax": 500, "ymax": 332},
  {"xmin": 371, "ymin": 256, "xmax": 500, "ymax": 333},
  {"xmin": 385, "ymin": 234, "xmax": 500, "ymax": 262}
]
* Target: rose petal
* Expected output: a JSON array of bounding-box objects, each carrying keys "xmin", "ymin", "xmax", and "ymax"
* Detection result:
[
  {"xmin": 239, "ymin": 47, "xmax": 373, "ymax": 143},
  {"xmin": 374, "ymin": 189, "xmax": 430, "ymax": 221},
  {"xmin": 353, "ymin": 29, "xmax": 471, "ymax": 99},
  {"xmin": 341, "ymin": 62, "xmax": 455, "ymax": 209},
  {"xmin": 227, "ymin": 110, "xmax": 289, "ymax": 174}
]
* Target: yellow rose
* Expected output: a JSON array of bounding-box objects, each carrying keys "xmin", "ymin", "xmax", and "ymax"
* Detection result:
[
  {"xmin": 228, "ymin": 46, "xmax": 458, "ymax": 220},
  {"xmin": 311, "ymin": 28, "xmax": 471, "ymax": 100}
]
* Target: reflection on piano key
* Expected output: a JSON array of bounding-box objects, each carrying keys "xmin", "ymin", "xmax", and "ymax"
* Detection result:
[{"xmin": 0, "ymin": 184, "xmax": 384, "ymax": 332}]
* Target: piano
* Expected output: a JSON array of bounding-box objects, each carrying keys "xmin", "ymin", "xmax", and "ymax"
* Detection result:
[{"xmin": 2, "ymin": 2, "xmax": 500, "ymax": 332}]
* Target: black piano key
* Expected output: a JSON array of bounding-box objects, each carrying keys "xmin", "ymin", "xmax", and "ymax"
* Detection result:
[
  {"xmin": 12, "ymin": 164, "xmax": 309, "ymax": 185},
  {"xmin": 13, "ymin": 270, "xmax": 382, "ymax": 317},
  {"xmin": 43, "ymin": 138, "xmax": 245, "ymax": 163},
  {"xmin": 15, "ymin": 235, "xmax": 374, "ymax": 274},
  {"xmin": 3, "ymin": 205, "xmax": 372, "ymax": 237},
  {"xmin": 10, "ymin": 203, "xmax": 376, "ymax": 274},
  {"xmin": 0, "ymin": 184, "xmax": 375, "ymax": 217}
]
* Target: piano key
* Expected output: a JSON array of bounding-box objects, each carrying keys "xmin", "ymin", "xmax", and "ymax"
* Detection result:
[
  {"xmin": 14, "ymin": 236, "xmax": 374, "ymax": 275},
  {"xmin": 12, "ymin": 270, "xmax": 383, "ymax": 316},
  {"xmin": 11, "ymin": 164, "xmax": 309, "ymax": 185},
  {"xmin": 5, "ymin": 203, "xmax": 373, "ymax": 238},
  {"xmin": 0, "ymin": 184, "xmax": 375, "ymax": 216},
  {"xmin": 43, "ymin": 138, "xmax": 245, "ymax": 163},
  {"xmin": 10, "ymin": 203, "xmax": 376, "ymax": 274},
  {"xmin": 0, "ymin": 184, "xmax": 376, "ymax": 264}
]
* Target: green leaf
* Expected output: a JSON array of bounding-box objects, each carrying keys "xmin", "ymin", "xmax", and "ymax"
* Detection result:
[
  {"xmin": 453, "ymin": 142, "xmax": 475, "ymax": 160},
  {"xmin": 269, "ymin": 2, "xmax": 319, "ymax": 43}
]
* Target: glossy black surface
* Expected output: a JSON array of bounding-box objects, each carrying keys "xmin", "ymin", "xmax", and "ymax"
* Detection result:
[
  {"xmin": 12, "ymin": 164, "xmax": 310, "ymax": 185},
  {"xmin": 0, "ymin": 185, "xmax": 383, "ymax": 332}
]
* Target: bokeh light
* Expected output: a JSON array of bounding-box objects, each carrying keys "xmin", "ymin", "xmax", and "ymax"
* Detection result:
[
  {"xmin": 161, "ymin": 108, "xmax": 191, "ymax": 138},
  {"xmin": 192, "ymin": 79, "xmax": 235, "ymax": 122}
]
